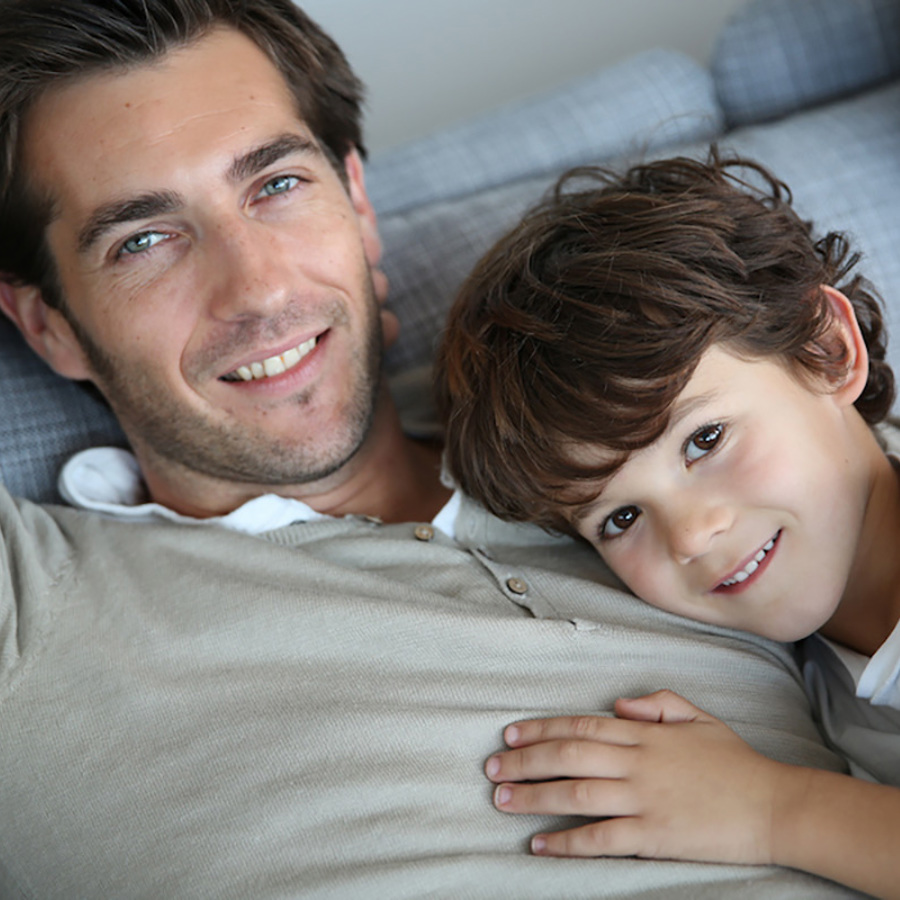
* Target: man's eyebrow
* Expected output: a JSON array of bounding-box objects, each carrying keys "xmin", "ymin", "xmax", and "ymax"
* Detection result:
[
  {"xmin": 75, "ymin": 135, "xmax": 322, "ymax": 256},
  {"xmin": 77, "ymin": 191, "xmax": 183, "ymax": 255},
  {"xmin": 227, "ymin": 133, "xmax": 322, "ymax": 183}
]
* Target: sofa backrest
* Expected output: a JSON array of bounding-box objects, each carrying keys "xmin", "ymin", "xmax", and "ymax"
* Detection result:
[{"xmin": 712, "ymin": 0, "xmax": 900, "ymax": 126}]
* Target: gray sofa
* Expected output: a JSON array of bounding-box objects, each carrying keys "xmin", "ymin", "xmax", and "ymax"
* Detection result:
[
  {"xmin": 2, "ymin": 0, "xmax": 899, "ymax": 504},
  {"xmin": 0, "ymin": 1, "xmax": 897, "ymax": 897}
]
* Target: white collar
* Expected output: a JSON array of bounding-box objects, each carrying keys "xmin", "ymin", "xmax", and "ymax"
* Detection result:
[{"xmin": 59, "ymin": 446, "xmax": 459, "ymax": 538}]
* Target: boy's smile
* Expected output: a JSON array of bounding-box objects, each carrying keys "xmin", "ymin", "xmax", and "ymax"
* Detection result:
[
  {"xmin": 712, "ymin": 530, "xmax": 780, "ymax": 593},
  {"xmin": 570, "ymin": 343, "xmax": 895, "ymax": 645}
]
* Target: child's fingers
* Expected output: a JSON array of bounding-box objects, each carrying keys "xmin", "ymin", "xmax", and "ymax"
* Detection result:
[
  {"xmin": 502, "ymin": 714, "xmax": 640, "ymax": 749},
  {"xmin": 614, "ymin": 690, "xmax": 711, "ymax": 724},
  {"xmin": 531, "ymin": 818, "xmax": 649, "ymax": 859},
  {"xmin": 485, "ymin": 738, "xmax": 631, "ymax": 783},
  {"xmin": 493, "ymin": 776, "xmax": 634, "ymax": 819}
]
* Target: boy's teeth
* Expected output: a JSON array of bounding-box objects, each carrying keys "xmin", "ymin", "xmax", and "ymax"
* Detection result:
[
  {"xmin": 229, "ymin": 337, "xmax": 317, "ymax": 382},
  {"xmin": 721, "ymin": 536, "xmax": 777, "ymax": 587}
]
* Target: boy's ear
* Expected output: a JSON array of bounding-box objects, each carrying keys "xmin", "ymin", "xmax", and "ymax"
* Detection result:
[
  {"xmin": 820, "ymin": 284, "xmax": 869, "ymax": 407},
  {"xmin": 0, "ymin": 279, "xmax": 93, "ymax": 381}
]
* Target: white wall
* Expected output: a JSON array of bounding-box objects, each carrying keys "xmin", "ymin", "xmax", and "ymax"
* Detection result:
[{"xmin": 299, "ymin": 0, "xmax": 747, "ymax": 153}]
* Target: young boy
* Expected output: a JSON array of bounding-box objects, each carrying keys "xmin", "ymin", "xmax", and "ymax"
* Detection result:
[{"xmin": 435, "ymin": 151, "xmax": 900, "ymax": 899}]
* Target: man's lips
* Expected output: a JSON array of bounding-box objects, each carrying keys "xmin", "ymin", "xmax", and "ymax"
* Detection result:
[
  {"xmin": 219, "ymin": 333, "xmax": 322, "ymax": 383},
  {"xmin": 713, "ymin": 530, "xmax": 781, "ymax": 592}
]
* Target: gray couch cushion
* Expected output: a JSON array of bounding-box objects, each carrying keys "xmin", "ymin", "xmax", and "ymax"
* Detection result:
[
  {"xmin": 713, "ymin": 0, "xmax": 900, "ymax": 127},
  {"xmin": 381, "ymin": 172, "xmax": 558, "ymax": 375},
  {"xmin": 382, "ymin": 78, "xmax": 900, "ymax": 389},
  {"xmin": 366, "ymin": 49, "xmax": 723, "ymax": 217},
  {"xmin": 695, "ymin": 79, "xmax": 900, "ymax": 377},
  {"xmin": 0, "ymin": 316, "xmax": 124, "ymax": 502}
]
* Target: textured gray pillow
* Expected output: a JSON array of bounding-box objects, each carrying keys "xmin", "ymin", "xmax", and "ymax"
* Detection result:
[
  {"xmin": 382, "ymin": 78, "xmax": 900, "ymax": 394},
  {"xmin": 0, "ymin": 316, "xmax": 124, "ymax": 502},
  {"xmin": 712, "ymin": 0, "xmax": 900, "ymax": 127},
  {"xmin": 366, "ymin": 49, "xmax": 723, "ymax": 217}
]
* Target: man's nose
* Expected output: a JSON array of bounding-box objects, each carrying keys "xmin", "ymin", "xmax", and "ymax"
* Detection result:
[
  {"xmin": 664, "ymin": 497, "xmax": 732, "ymax": 565},
  {"xmin": 206, "ymin": 220, "xmax": 296, "ymax": 321}
]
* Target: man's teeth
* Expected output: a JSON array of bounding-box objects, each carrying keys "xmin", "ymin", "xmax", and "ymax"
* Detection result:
[
  {"xmin": 721, "ymin": 536, "xmax": 777, "ymax": 587},
  {"xmin": 229, "ymin": 337, "xmax": 316, "ymax": 382}
]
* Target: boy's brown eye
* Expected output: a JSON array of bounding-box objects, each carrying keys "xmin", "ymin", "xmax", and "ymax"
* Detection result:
[
  {"xmin": 601, "ymin": 505, "xmax": 641, "ymax": 539},
  {"xmin": 685, "ymin": 423, "xmax": 724, "ymax": 463}
]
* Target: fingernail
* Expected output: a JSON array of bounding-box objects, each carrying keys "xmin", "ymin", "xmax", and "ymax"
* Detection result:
[
  {"xmin": 505, "ymin": 725, "xmax": 520, "ymax": 744},
  {"xmin": 494, "ymin": 785, "xmax": 513, "ymax": 807},
  {"xmin": 531, "ymin": 836, "xmax": 547, "ymax": 855},
  {"xmin": 485, "ymin": 756, "xmax": 501, "ymax": 779}
]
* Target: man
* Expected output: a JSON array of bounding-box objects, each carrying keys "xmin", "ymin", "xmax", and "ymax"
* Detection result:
[{"xmin": 0, "ymin": 2, "xmax": 862, "ymax": 897}]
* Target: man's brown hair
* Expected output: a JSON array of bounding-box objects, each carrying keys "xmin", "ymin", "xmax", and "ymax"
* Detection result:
[
  {"xmin": 435, "ymin": 150, "xmax": 894, "ymax": 532},
  {"xmin": 0, "ymin": 0, "xmax": 365, "ymax": 307}
]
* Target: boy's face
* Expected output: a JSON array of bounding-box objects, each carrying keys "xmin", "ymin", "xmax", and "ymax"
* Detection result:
[{"xmin": 569, "ymin": 344, "xmax": 872, "ymax": 641}]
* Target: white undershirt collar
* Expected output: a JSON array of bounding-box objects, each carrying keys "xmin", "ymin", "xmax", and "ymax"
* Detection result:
[{"xmin": 59, "ymin": 446, "xmax": 460, "ymax": 538}]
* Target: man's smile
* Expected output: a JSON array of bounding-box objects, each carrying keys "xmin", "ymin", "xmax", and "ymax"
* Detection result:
[{"xmin": 220, "ymin": 333, "xmax": 322, "ymax": 382}]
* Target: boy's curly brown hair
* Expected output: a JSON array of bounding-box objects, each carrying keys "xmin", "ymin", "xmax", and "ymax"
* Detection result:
[{"xmin": 435, "ymin": 150, "xmax": 894, "ymax": 532}]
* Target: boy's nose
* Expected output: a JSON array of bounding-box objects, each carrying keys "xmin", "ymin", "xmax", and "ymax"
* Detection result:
[{"xmin": 666, "ymin": 500, "xmax": 732, "ymax": 564}]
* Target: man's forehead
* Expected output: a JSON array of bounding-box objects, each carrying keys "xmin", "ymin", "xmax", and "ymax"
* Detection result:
[
  {"xmin": 20, "ymin": 27, "xmax": 319, "ymax": 234},
  {"xmin": 21, "ymin": 28, "xmax": 308, "ymax": 189}
]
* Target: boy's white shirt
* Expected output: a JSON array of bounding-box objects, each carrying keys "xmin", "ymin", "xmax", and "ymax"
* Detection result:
[
  {"xmin": 826, "ymin": 621, "xmax": 900, "ymax": 708},
  {"xmin": 58, "ymin": 446, "xmax": 461, "ymax": 538},
  {"xmin": 841, "ymin": 449, "xmax": 900, "ymax": 708}
]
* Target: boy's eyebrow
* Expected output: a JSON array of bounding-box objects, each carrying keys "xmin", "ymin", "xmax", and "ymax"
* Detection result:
[
  {"xmin": 666, "ymin": 391, "xmax": 719, "ymax": 431},
  {"xmin": 76, "ymin": 133, "xmax": 322, "ymax": 255}
]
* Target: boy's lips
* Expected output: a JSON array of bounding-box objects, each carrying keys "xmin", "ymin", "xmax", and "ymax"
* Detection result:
[
  {"xmin": 713, "ymin": 530, "xmax": 781, "ymax": 593},
  {"xmin": 219, "ymin": 333, "xmax": 323, "ymax": 383}
]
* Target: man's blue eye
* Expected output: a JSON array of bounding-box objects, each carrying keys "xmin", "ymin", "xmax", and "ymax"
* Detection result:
[
  {"xmin": 120, "ymin": 231, "xmax": 166, "ymax": 255},
  {"xmin": 685, "ymin": 423, "xmax": 724, "ymax": 463},
  {"xmin": 601, "ymin": 505, "xmax": 640, "ymax": 540},
  {"xmin": 260, "ymin": 175, "xmax": 299, "ymax": 197}
]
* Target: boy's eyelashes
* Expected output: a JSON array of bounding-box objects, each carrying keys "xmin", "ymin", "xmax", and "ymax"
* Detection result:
[
  {"xmin": 599, "ymin": 505, "xmax": 641, "ymax": 540},
  {"xmin": 684, "ymin": 422, "xmax": 725, "ymax": 463},
  {"xmin": 595, "ymin": 422, "xmax": 727, "ymax": 543}
]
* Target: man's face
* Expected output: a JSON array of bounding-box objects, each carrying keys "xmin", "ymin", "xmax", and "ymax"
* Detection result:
[
  {"xmin": 569, "ymin": 345, "xmax": 871, "ymax": 642},
  {"xmin": 21, "ymin": 28, "xmax": 384, "ymax": 505}
]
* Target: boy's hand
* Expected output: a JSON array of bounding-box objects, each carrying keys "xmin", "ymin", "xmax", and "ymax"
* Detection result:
[{"xmin": 486, "ymin": 690, "xmax": 788, "ymax": 864}]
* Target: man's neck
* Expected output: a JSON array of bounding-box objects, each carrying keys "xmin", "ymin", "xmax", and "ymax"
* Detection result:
[{"xmin": 137, "ymin": 389, "xmax": 451, "ymax": 524}]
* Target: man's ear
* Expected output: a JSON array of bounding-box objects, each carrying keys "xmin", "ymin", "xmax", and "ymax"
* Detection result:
[
  {"xmin": 344, "ymin": 148, "xmax": 382, "ymax": 270},
  {"xmin": 0, "ymin": 279, "xmax": 93, "ymax": 381},
  {"xmin": 820, "ymin": 284, "xmax": 869, "ymax": 407},
  {"xmin": 343, "ymin": 148, "xmax": 399, "ymax": 348}
]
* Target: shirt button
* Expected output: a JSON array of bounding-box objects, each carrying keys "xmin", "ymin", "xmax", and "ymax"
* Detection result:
[
  {"xmin": 414, "ymin": 524, "xmax": 435, "ymax": 542},
  {"xmin": 506, "ymin": 577, "xmax": 528, "ymax": 595}
]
